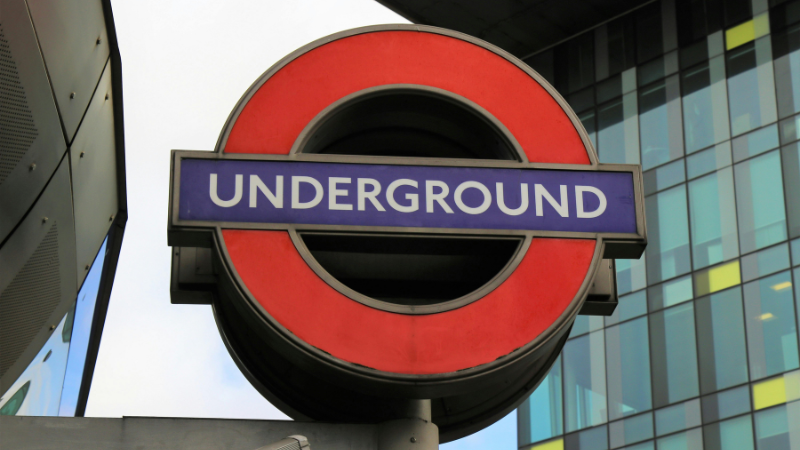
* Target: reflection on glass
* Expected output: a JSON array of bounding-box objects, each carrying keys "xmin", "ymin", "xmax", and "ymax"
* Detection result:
[
  {"xmin": 59, "ymin": 238, "xmax": 108, "ymax": 416},
  {"xmin": 655, "ymin": 399, "xmax": 701, "ymax": 437},
  {"xmin": 727, "ymin": 39, "xmax": 778, "ymax": 136},
  {"xmin": 564, "ymin": 424, "xmax": 609, "ymax": 450},
  {"xmin": 646, "ymin": 185, "xmax": 692, "ymax": 284},
  {"xmin": 606, "ymin": 289, "xmax": 647, "ymax": 326},
  {"xmin": 648, "ymin": 275, "xmax": 693, "ymax": 312},
  {"xmin": 609, "ymin": 413, "xmax": 654, "ymax": 449},
  {"xmin": 772, "ymin": 23, "xmax": 800, "ymax": 119},
  {"xmin": 682, "ymin": 56, "xmax": 731, "ymax": 153},
  {"xmin": 744, "ymin": 271, "xmax": 800, "ymax": 380},
  {"xmin": 644, "ymin": 159, "xmax": 685, "ymax": 196},
  {"xmin": 598, "ymin": 92, "xmax": 640, "ymax": 164},
  {"xmin": 695, "ymin": 288, "xmax": 750, "ymax": 393},
  {"xmin": 519, "ymin": 356, "xmax": 563, "ymax": 446},
  {"xmin": 564, "ymin": 331, "xmax": 608, "ymax": 432},
  {"xmin": 701, "ymin": 385, "xmax": 751, "ymax": 423},
  {"xmin": 686, "ymin": 141, "xmax": 733, "ymax": 179},
  {"xmin": 651, "ymin": 303, "xmax": 700, "ymax": 407},
  {"xmin": 783, "ymin": 143, "xmax": 800, "ymax": 239},
  {"xmin": 689, "ymin": 168, "xmax": 739, "ymax": 269},
  {"xmin": 0, "ymin": 311, "xmax": 72, "ymax": 416},
  {"xmin": 580, "ymin": 110, "xmax": 598, "ymax": 150},
  {"xmin": 606, "ymin": 317, "xmax": 652, "ymax": 420},
  {"xmin": 639, "ymin": 75, "xmax": 684, "ymax": 169},
  {"xmin": 655, "ymin": 428, "xmax": 703, "ymax": 450},
  {"xmin": 741, "ymin": 243, "xmax": 791, "ymax": 282},
  {"xmin": 754, "ymin": 401, "xmax": 800, "ymax": 449},
  {"xmin": 570, "ymin": 315, "xmax": 605, "ymax": 338},
  {"xmin": 703, "ymin": 415, "xmax": 754, "ymax": 450},
  {"xmin": 617, "ymin": 254, "xmax": 647, "ymax": 295},
  {"xmin": 735, "ymin": 150, "xmax": 788, "ymax": 253},
  {"xmin": 732, "ymin": 124, "xmax": 780, "ymax": 162}
]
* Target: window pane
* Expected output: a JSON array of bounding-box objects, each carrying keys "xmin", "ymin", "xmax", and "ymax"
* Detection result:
[
  {"xmin": 598, "ymin": 92, "xmax": 640, "ymax": 164},
  {"xmin": 640, "ymin": 75, "xmax": 684, "ymax": 169},
  {"xmin": 650, "ymin": 303, "xmax": 700, "ymax": 407},
  {"xmin": 687, "ymin": 141, "xmax": 733, "ymax": 179},
  {"xmin": 655, "ymin": 399, "xmax": 701, "ymax": 436},
  {"xmin": 773, "ymin": 23, "xmax": 800, "ymax": 119},
  {"xmin": 727, "ymin": 38, "xmax": 778, "ymax": 136},
  {"xmin": 580, "ymin": 110, "xmax": 598, "ymax": 150},
  {"xmin": 655, "ymin": 427, "xmax": 703, "ymax": 450},
  {"xmin": 565, "ymin": 425, "xmax": 609, "ymax": 450},
  {"xmin": 735, "ymin": 150, "xmax": 788, "ymax": 253},
  {"xmin": 565, "ymin": 331, "xmax": 608, "ymax": 432},
  {"xmin": 682, "ymin": 56, "xmax": 730, "ymax": 153},
  {"xmin": 609, "ymin": 413, "xmax": 654, "ymax": 448},
  {"xmin": 742, "ymin": 243, "xmax": 791, "ymax": 282},
  {"xmin": 701, "ymin": 385, "xmax": 752, "ymax": 423},
  {"xmin": 696, "ymin": 287, "xmax": 750, "ymax": 393},
  {"xmin": 607, "ymin": 317, "xmax": 652, "ymax": 420},
  {"xmin": 570, "ymin": 315, "xmax": 605, "ymax": 338},
  {"xmin": 0, "ymin": 310, "xmax": 73, "ymax": 416},
  {"xmin": 649, "ymin": 275, "xmax": 694, "ymax": 312},
  {"xmin": 606, "ymin": 289, "xmax": 648, "ymax": 326},
  {"xmin": 519, "ymin": 356, "xmax": 563, "ymax": 446},
  {"xmin": 617, "ymin": 254, "xmax": 647, "ymax": 295},
  {"xmin": 703, "ymin": 415, "xmax": 755, "ymax": 450},
  {"xmin": 754, "ymin": 401, "xmax": 800, "ymax": 449},
  {"xmin": 783, "ymin": 143, "xmax": 800, "ymax": 239},
  {"xmin": 646, "ymin": 185, "xmax": 692, "ymax": 284},
  {"xmin": 644, "ymin": 159, "xmax": 685, "ymax": 196},
  {"xmin": 743, "ymin": 271, "xmax": 800, "ymax": 380},
  {"xmin": 732, "ymin": 124, "xmax": 780, "ymax": 162},
  {"xmin": 58, "ymin": 238, "xmax": 107, "ymax": 417},
  {"xmin": 689, "ymin": 168, "xmax": 739, "ymax": 269}
]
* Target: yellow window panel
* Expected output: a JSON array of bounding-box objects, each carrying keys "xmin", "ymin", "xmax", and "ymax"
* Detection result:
[
  {"xmin": 695, "ymin": 260, "xmax": 741, "ymax": 297},
  {"xmin": 754, "ymin": 376, "xmax": 786, "ymax": 410},
  {"xmin": 531, "ymin": 438, "xmax": 564, "ymax": 450},
  {"xmin": 726, "ymin": 13, "xmax": 770, "ymax": 51}
]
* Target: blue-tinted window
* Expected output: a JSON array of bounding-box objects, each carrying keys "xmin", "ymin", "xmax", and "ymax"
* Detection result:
[
  {"xmin": 598, "ymin": 92, "xmax": 640, "ymax": 164},
  {"xmin": 703, "ymin": 415, "xmax": 755, "ymax": 450},
  {"xmin": 773, "ymin": 23, "xmax": 800, "ymax": 119},
  {"xmin": 726, "ymin": 39, "xmax": 778, "ymax": 136},
  {"xmin": 687, "ymin": 141, "xmax": 732, "ymax": 179},
  {"xmin": 650, "ymin": 303, "xmax": 700, "ymax": 407},
  {"xmin": 741, "ymin": 243, "xmax": 791, "ymax": 282},
  {"xmin": 743, "ymin": 271, "xmax": 800, "ymax": 380},
  {"xmin": 59, "ymin": 238, "xmax": 107, "ymax": 416},
  {"xmin": 732, "ymin": 124, "xmax": 780, "ymax": 162},
  {"xmin": 646, "ymin": 185, "xmax": 692, "ymax": 284},
  {"xmin": 655, "ymin": 427, "xmax": 703, "ymax": 450},
  {"xmin": 689, "ymin": 168, "xmax": 739, "ymax": 269},
  {"xmin": 682, "ymin": 56, "xmax": 731, "ymax": 153},
  {"xmin": 606, "ymin": 317, "xmax": 652, "ymax": 420},
  {"xmin": 754, "ymin": 401, "xmax": 800, "ymax": 449},
  {"xmin": 570, "ymin": 315, "xmax": 605, "ymax": 338},
  {"xmin": 655, "ymin": 399, "xmax": 701, "ymax": 436},
  {"xmin": 606, "ymin": 289, "xmax": 648, "ymax": 326},
  {"xmin": 783, "ymin": 143, "xmax": 800, "ymax": 239},
  {"xmin": 617, "ymin": 254, "xmax": 647, "ymax": 295},
  {"xmin": 564, "ymin": 425, "xmax": 609, "ymax": 450},
  {"xmin": 695, "ymin": 287, "xmax": 750, "ymax": 393},
  {"xmin": 701, "ymin": 385, "xmax": 752, "ymax": 423},
  {"xmin": 644, "ymin": 159, "xmax": 685, "ymax": 196},
  {"xmin": 648, "ymin": 275, "xmax": 693, "ymax": 312},
  {"xmin": 519, "ymin": 356, "xmax": 563, "ymax": 446},
  {"xmin": 735, "ymin": 150, "xmax": 788, "ymax": 253},
  {"xmin": 564, "ymin": 331, "xmax": 608, "ymax": 432},
  {"xmin": 609, "ymin": 413, "xmax": 654, "ymax": 448},
  {"xmin": 639, "ymin": 75, "xmax": 684, "ymax": 170}
]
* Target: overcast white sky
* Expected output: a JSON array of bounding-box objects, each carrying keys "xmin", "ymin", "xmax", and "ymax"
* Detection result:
[{"xmin": 87, "ymin": 1, "xmax": 516, "ymax": 448}]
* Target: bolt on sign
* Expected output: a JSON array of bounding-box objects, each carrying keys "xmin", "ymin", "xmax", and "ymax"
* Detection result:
[{"xmin": 168, "ymin": 25, "xmax": 646, "ymax": 443}]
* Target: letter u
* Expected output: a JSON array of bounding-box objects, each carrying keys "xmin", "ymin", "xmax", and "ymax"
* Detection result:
[{"xmin": 210, "ymin": 173, "xmax": 243, "ymax": 207}]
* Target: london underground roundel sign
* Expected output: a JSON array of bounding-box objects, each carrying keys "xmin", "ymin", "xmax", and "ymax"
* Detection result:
[{"xmin": 168, "ymin": 25, "xmax": 645, "ymax": 441}]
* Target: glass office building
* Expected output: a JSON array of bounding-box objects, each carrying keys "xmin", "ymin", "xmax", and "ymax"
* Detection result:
[{"xmin": 517, "ymin": 0, "xmax": 800, "ymax": 449}]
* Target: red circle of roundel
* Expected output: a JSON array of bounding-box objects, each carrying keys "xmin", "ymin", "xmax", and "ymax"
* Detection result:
[{"xmin": 221, "ymin": 30, "xmax": 596, "ymax": 375}]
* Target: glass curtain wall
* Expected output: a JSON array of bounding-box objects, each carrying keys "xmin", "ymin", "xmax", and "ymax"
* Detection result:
[{"xmin": 519, "ymin": 0, "xmax": 800, "ymax": 448}]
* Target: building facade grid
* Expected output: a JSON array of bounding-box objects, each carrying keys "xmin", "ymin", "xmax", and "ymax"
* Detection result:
[{"xmin": 518, "ymin": 0, "xmax": 800, "ymax": 449}]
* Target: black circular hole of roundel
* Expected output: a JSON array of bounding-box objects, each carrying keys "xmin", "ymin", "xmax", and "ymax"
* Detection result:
[{"xmin": 298, "ymin": 88, "xmax": 522, "ymax": 307}]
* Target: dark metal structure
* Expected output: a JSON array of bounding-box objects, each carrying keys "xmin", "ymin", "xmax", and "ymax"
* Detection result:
[
  {"xmin": 375, "ymin": 0, "xmax": 655, "ymax": 57},
  {"xmin": 0, "ymin": 0, "xmax": 126, "ymax": 416}
]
